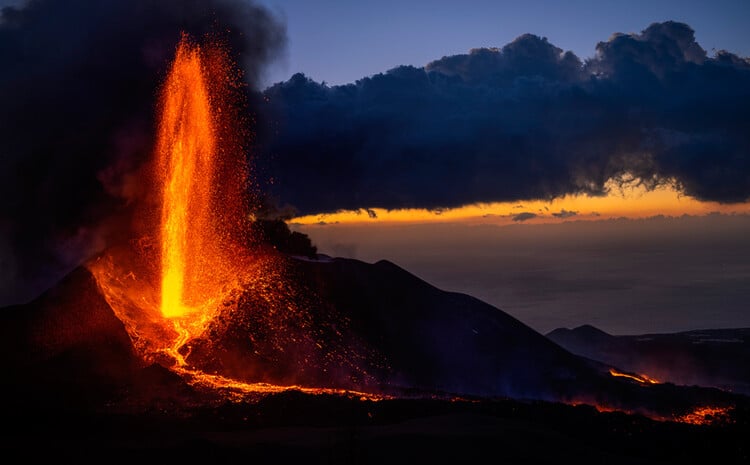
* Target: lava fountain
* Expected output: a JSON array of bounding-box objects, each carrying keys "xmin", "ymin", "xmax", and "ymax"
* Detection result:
[
  {"xmin": 156, "ymin": 36, "xmax": 217, "ymax": 320},
  {"xmin": 155, "ymin": 36, "xmax": 235, "ymax": 319},
  {"xmin": 89, "ymin": 33, "xmax": 258, "ymax": 367},
  {"xmin": 151, "ymin": 33, "xmax": 254, "ymax": 365},
  {"xmin": 86, "ymin": 34, "xmax": 381, "ymax": 399}
]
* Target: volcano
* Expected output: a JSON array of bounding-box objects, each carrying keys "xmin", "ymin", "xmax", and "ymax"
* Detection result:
[
  {"xmin": 2, "ymin": 254, "xmax": 749, "ymax": 462},
  {"xmin": 2, "ymin": 31, "xmax": 748, "ymax": 463},
  {"xmin": 0, "ymin": 255, "xmax": 619, "ymax": 404},
  {"xmin": 1, "ymin": 252, "xmax": 745, "ymax": 412}
]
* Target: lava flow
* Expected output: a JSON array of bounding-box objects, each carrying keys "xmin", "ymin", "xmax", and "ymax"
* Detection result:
[{"xmin": 608, "ymin": 368, "xmax": 660, "ymax": 385}]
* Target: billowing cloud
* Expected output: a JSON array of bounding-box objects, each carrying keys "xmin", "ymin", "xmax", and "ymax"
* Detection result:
[
  {"xmin": 0, "ymin": 0, "xmax": 285, "ymax": 304},
  {"xmin": 258, "ymin": 21, "xmax": 750, "ymax": 216}
]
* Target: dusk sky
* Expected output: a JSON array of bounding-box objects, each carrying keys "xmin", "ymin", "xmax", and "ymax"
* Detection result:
[
  {"xmin": 252, "ymin": 0, "xmax": 750, "ymax": 334},
  {"xmin": 1, "ymin": 0, "xmax": 748, "ymax": 335},
  {"xmin": 255, "ymin": 0, "xmax": 750, "ymax": 87}
]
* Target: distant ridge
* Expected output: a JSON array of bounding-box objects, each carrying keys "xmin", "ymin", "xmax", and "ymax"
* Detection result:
[{"xmin": 547, "ymin": 325, "xmax": 750, "ymax": 395}]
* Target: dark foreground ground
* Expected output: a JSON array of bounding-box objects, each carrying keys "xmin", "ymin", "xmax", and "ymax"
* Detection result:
[{"xmin": 3, "ymin": 391, "xmax": 748, "ymax": 465}]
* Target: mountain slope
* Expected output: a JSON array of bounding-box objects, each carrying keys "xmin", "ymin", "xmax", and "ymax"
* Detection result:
[
  {"xmin": 285, "ymin": 256, "xmax": 596, "ymax": 398},
  {"xmin": 547, "ymin": 325, "xmax": 750, "ymax": 395},
  {"xmin": 0, "ymin": 253, "xmax": 742, "ymax": 417},
  {"xmin": 0, "ymin": 266, "xmax": 141, "ymax": 406}
]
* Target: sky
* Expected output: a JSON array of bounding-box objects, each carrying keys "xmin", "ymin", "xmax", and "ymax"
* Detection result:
[
  {"xmin": 1, "ymin": 0, "xmax": 749, "ymax": 335},
  {"xmin": 253, "ymin": 0, "xmax": 750, "ymax": 334},
  {"xmin": 256, "ymin": 0, "xmax": 750, "ymax": 87}
]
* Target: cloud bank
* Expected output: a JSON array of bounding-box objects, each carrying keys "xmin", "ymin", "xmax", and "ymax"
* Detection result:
[{"xmin": 259, "ymin": 21, "xmax": 750, "ymax": 215}]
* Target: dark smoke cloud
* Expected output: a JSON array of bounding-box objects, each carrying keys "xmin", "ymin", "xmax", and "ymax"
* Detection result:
[
  {"xmin": 0, "ymin": 0, "xmax": 285, "ymax": 304},
  {"xmin": 552, "ymin": 209, "xmax": 577, "ymax": 219},
  {"xmin": 258, "ymin": 21, "xmax": 750, "ymax": 216},
  {"xmin": 512, "ymin": 212, "xmax": 537, "ymax": 222}
]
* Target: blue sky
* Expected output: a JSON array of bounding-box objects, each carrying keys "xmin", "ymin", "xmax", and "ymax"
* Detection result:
[{"xmin": 257, "ymin": 0, "xmax": 750, "ymax": 87}]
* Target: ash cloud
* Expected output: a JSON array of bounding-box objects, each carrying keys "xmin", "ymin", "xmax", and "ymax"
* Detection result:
[
  {"xmin": 0, "ymin": 0, "xmax": 285, "ymax": 304},
  {"xmin": 258, "ymin": 21, "xmax": 750, "ymax": 215}
]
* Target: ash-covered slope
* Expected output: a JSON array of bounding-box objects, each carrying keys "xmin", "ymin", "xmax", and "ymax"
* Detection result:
[
  {"xmin": 547, "ymin": 325, "xmax": 750, "ymax": 395},
  {"xmin": 179, "ymin": 254, "xmax": 604, "ymax": 400},
  {"xmin": 282, "ymin": 256, "xmax": 597, "ymax": 399},
  {"xmin": 0, "ymin": 267, "xmax": 142, "ymax": 406}
]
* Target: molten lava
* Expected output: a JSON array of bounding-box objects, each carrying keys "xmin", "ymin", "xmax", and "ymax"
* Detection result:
[
  {"xmin": 675, "ymin": 406, "xmax": 734, "ymax": 426},
  {"xmin": 156, "ymin": 37, "xmax": 215, "ymax": 319},
  {"xmin": 608, "ymin": 368, "xmax": 660, "ymax": 384},
  {"xmin": 155, "ymin": 34, "xmax": 243, "ymax": 324},
  {"xmin": 89, "ymin": 33, "xmax": 260, "ymax": 367}
]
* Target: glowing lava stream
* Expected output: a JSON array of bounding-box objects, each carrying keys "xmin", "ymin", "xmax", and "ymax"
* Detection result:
[{"xmin": 608, "ymin": 368, "xmax": 660, "ymax": 384}]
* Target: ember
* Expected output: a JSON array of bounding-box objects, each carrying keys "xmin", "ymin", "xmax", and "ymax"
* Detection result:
[{"xmin": 80, "ymin": 32, "xmax": 745, "ymax": 429}]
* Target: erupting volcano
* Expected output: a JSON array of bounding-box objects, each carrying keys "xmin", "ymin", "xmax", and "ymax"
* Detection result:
[
  {"xmin": 81, "ymin": 34, "xmax": 750, "ymax": 417},
  {"xmin": 86, "ymin": 34, "xmax": 383, "ymax": 397},
  {"xmin": 89, "ymin": 34, "xmax": 257, "ymax": 368},
  {"xmin": 3, "ymin": 28, "xmax": 748, "ymax": 464}
]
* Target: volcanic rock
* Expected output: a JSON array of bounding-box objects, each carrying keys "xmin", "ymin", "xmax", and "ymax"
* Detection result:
[{"xmin": 0, "ymin": 266, "xmax": 141, "ymax": 407}]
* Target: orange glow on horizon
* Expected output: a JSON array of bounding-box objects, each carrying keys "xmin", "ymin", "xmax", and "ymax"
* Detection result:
[{"xmin": 289, "ymin": 181, "xmax": 750, "ymax": 226}]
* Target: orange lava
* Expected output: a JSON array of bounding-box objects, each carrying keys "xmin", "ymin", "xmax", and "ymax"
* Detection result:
[
  {"xmin": 181, "ymin": 368, "xmax": 390, "ymax": 403},
  {"xmin": 567, "ymin": 400, "xmax": 734, "ymax": 426},
  {"xmin": 608, "ymin": 368, "xmax": 660, "ymax": 384},
  {"xmin": 675, "ymin": 406, "xmax": 734, "ymax": 425},
  {"xmin": 154, "ymin": 34, "xmax": 250, "ymax": 327},
  {"xmin": 156, "ymin": 36, "xmax": 217, "ymax": 319},
  {"xmin": 88, "ymin": 33, "xmax": 265, "ymax": 367},
  {"xmin": 87, "ymin": 33, "xmax": 387, "ymax": 403}
]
